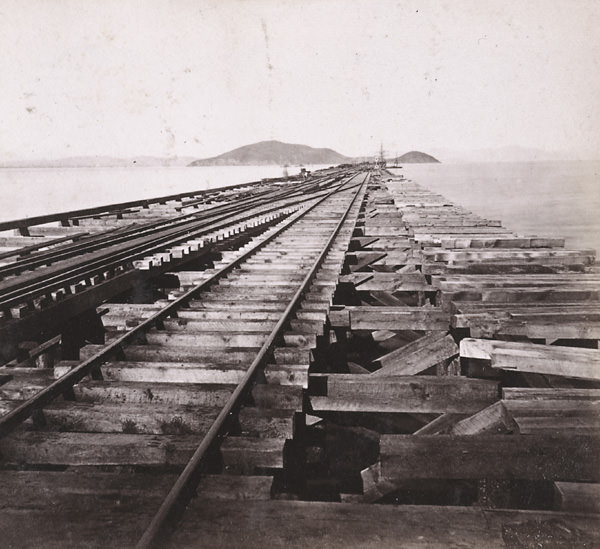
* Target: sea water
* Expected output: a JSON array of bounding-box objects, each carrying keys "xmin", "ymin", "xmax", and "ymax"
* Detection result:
[
  {"xmin": 0, "ymin": 162, "xmax": 598, "ymax": 253},
  {"xmin": 395, "ymin": 160, "xmax": 600, "ymax": 253},
  {"xmin": 0, "ymin": 165, "xmax": 321, "ymax": 224}
]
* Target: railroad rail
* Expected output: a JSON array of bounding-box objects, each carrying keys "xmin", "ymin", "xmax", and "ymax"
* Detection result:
[
  {"xmin": 1, "ymin": 166, "xmax": 599, "ymax": 547},
  {"xmin": 0, "ymin": 172, "xmax": 306, "ymax": 236},
  {"xmin": 0, "ymin": 169, "xmax": 368, "ymax": 546},
  {"xmin": 0, "ymin": 170, "xmax": 353, "ymax": 362}
]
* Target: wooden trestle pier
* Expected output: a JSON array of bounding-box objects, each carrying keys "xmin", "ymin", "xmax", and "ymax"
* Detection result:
[{"xmin": 0, "ymin": 167, "xmax": 598, "ymax": 547}]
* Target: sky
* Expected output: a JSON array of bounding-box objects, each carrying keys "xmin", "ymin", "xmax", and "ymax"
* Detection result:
[{"xmin": 1, "ymin": 0, "xmax": 599, "ymax": 161}]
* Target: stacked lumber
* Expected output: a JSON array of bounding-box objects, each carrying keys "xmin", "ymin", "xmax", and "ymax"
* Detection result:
[
  {"xmin": 304, "ymin": 170, "xmax": 599, "ymax": 542},
  {"xmin": 435, "ymin": 273, "xmax": 600, "ymax": 342},
  {"xmin": 2, "ymin": 169, "xmax": 598, "ymax": 545}
]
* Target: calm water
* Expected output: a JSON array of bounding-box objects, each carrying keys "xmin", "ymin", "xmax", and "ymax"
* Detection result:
[
  {"xmin": 393, "ymin": 161, "xmax": 600, "ymax": 253},
  {"xmin": 0, "ymin": 165, "xmax": 320, "ymax": 223},
  {"xmin": 1, "ymin": 162, "xmax": 598, "ymax": 253}
]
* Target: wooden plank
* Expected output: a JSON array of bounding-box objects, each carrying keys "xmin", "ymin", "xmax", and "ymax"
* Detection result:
[
  {"xmin": 160, "ymin": 318, "xmax": 277, "ymax": 332},
  {"xmin": 346, "ymin": 251, "xmax": 388, "ymax": 272},
  {"xmin": 445, "ymin": 263, "xmax": 589, "ymax": 275},
  {"xmin": 363, "ymin": 227, "xmax": 408, "ymax": 237},
  {"xmin": 176, "ymin": 309, "xmax": 285, "ymax": 321},
  {"xmin": 144, "ymin": 330, "xmax": 269, "ymax": 348},
  {"xmin": 169, "ymin": 499, "xmax": 600, "ymax": 548},
  {"xmin": 423, "ymin": 248, "xmax": 595, "ymax": 264},
  {"xmin": 62, "ymin": 358, "xmax": 304, "ymax": 389},
  {"xmin": 408, "ymin": 219, "xmax": 502, "ymax": 228},
  {"xmin": 380, "ymin": 434, "xmax": 600, "ymax": 481},
  {"xmin": 251, "ymin": 384, "xmax": 303, "ymax": 410},
  {"xmin": 73, "ymin": 380, "xmax": 235, "ymax": 406},
  {"xmin": 349, "ymin": 236, "xmax": 380, "ymax": 249},
  {"xmin": 502, "ymin": 388, "xmax": 600, "ymax": 401},
  {"xmin": 492, "ymin": 348, "xmax": 600, "ymax": 381},
  {"xmin": 441, "ymin": 288, "xmax": 600, "ymax": 309},
  {"xmin": 344, "ymin": 272, "xmax": 429, "ymax": 291},
  {"xmin": 413, "ymin": 413, "xmax": 468, "ymax": 435},
  {"xmin": 434, "ymin": 276, "xmax": 600, "ymax": 290},
  {"xmin": 0, "ymin": 470, "xmax": 176, "ymax": 503},
  {"xmin": 460, "ymin": 338, "xmax": 600, "ymax": 381},
  {"xmin": 434, "ymin": 273, "xmax": 600, "ymax": 283},
  {"xmin": 372, "ymin": 332, "xmax": 458, "ymax": 376},
  {"xmin": 80, "ymin": 344, "xmax": 258, "ymax": 364},
  {"xmin": 0, "ymin": 431, "xmax": 198, "ymax": 466},
  {"xmin": 508, "ymin": 321, "xmax": 600, "ymax": 339},
  {"xmin": 503, "ymin": 399, "xmax": 600, "ymax": 418},
  {"xmin": 220, "ymin": 436, "xmax": 285, "ymax": 473},
  {"xmin": 450, "ymin": 401, "xmax": 508, "ymax": 435},
  {"xmin": 462, "ymin": 338, "xmax": 600, "ymax": 380},
  {"xmin": 238, "ymin": 408, "xmax": 295, "ymax": 440},
  {"xmin": 369, "ymin": 290, "xmax": 407, "ymax": 306},
  {"xmin": 327, "ymin": 306, "xmax": 450, "ymax": 330},
  {"xmin": 464, "ymin": 313, "xmax": 600, "ymax": 332},
  {"xmin": 512, "ymin": 416, "xmax": 600, "ymax": 434},
  {"xmin": 356, "ymin": 236, "xmax": 413, "ymax": 249},
  {"xmin": 440, "ymin": 237, "xmax": 565, "ymax": 249},
  {"xmin": 554, "ymin": 482, "xmax": 600, "ymax": 513},
  {"xmin": 29, "ymin": 401, "xmax": 221, "ymax": 435},
  {"xmin": 0, "ymin": 492, "xmax": 161, "ymax": 547},
  {"xmin": 311, "ymin": 376, "xmax": 498, "ymax": 414}
]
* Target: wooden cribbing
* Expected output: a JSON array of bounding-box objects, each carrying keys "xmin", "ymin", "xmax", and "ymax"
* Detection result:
[
  {"xmin": 413, "ymin": 413, "xmax": 468, "ymax": 435},
  {"xmin": 460, "ymin": 338, "xmax": 600, "ymax": 381},
  {"xmin": 152, "ymin": 499, "xmax": 600, "ymax": 547},
  {"xmin": 220, "ymin": 437, "xmax": 286, "ymax": 473},
  {"xmin": 0, "ymin": 431, "xmax": 200, "ymax": 467},
  {"xmin": 27, "ymin": 401, "xmax": 222, "ymax": 435},
  {"xmin": 502, "ymin": 387, "xmax": 600, "ymax": 400},
  {"xmin": 423, "ymin": 248, "xmax": 596, "ymax": 265},
  {"xmin": 379, "ymin": 434, "xmax": 600, "ymax": 481},
  {"xmin": 56, "ymin": 359, "xmax": 308, "ymax": 387},
  {"xmin": 449, "ymin": 401, "xmax": 508, "ymax": 435},
  {"xmin": 440, "ymin": 237, "xmax": 565, "ymax": 249},
  {"xmin": 554, "ymin": 482, "xmax": 600, "ymax": 513},
  {"xmin": 339, "ymin": 272, "xmax": 429, "ymax": 291},
  {"xmin": 328, "ymin": 306, "xmax": 451, "ymax": 331},
  {"xmin": 310, "ymin": 376, "xmax": 498, "ymax": 414},
  {"xmin": 371, "ymin": 331, "xmax": 458, "ymax": 376},
  {"xmin": 502, "ymin": 397, "xmax": 600, "ymax": 435}
]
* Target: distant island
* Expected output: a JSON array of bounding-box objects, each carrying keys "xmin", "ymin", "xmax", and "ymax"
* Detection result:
[
  {"xmin": 188, "ymin": 140, "xmax": 349, "ymax": 166},
  {"xmin": 0, "ymin": 144, "xmax": 442, "ymax": 168},
  {"xmin": 395, "ymin": 151, "xmax": 440, "ymax": 163}
]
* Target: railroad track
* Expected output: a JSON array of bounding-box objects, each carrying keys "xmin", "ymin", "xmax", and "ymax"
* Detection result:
[
  {"xmin": 0, "ymin": 170, "xmax": 368, "ymax": 547},
  {"xmin": 0, "ymin": 170, "xmax": 354, "ymax": 362}
]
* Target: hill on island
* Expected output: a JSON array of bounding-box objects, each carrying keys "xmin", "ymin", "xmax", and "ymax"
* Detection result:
[
  {"xmin": 396, "ymin": 151, "xmax": 440, "ymax": 163},
  {"xmin": 189, "ymin": 140, "xmax": 349, "ymax": 166}
]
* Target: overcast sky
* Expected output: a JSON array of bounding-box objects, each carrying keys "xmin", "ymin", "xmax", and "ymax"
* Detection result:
[{"xmin": 1, "ymin": 0, "xmax": 599, "ymax": 161}]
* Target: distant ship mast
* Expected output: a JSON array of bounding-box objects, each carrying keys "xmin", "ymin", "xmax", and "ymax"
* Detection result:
[{"xmin": 375, "ymin": 143, "xmax": 386, "ymax": 169}]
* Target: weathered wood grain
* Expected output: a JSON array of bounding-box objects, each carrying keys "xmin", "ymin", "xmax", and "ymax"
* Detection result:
[
  {"xmin": 379, "ymin": 434, "xmax": 600, "ymax": 481},
  {"xmin": 169, "ymin": 499, "xmax": 600, "ymax": 548},
  {"xmin": 311, "ymin": 376, "xmax": 498, "ymax": 414}
]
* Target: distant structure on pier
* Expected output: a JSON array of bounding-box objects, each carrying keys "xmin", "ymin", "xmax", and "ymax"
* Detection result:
[{"xmin": 374, "ymin": 144, "xmax": 386, "ymax": 169}]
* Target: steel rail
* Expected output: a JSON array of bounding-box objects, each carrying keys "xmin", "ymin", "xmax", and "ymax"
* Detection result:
[
  {"xmin": 0, "ymin": 179, "xmax": 352, "ymax": 312},
  {"xmin": 0, "ymin": 175, "xmax": 343, "ymax": 280},
  {"xmin": 0, "ymin": 232, "xmax": 91, "ymax": 261},
  {"xmin": 0, "ymin": 173, "xmax": 308, "ymax": 234},
  {"xmin": 135, "ymin": 172, "xmax": 369, "ymax": 548},
  {"xmin": 0, "ymin": 173, "xmax": 361, "ymax": 438}
]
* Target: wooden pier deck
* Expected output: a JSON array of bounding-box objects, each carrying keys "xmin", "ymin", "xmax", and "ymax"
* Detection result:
[{"xmin": 0, "ymin": 167, "xmax": 598, "ymax": 547}]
